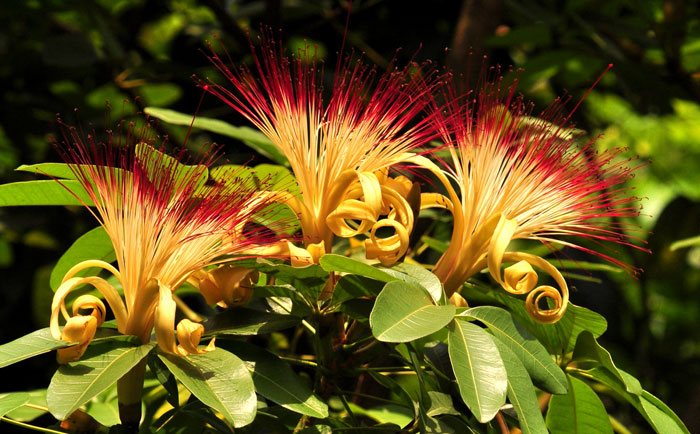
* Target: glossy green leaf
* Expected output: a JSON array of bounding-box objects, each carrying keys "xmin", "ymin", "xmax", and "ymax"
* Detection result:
[
  {"xmin": 461, "ymin": 306, "xmax": 567, "ymax": 394},
  {"xmin": 49, "ymin": 226, "xmax": 115, "ymax": 291},
  {"xmin": 546, "ymin": 375, "xmax": 612, "ymax": 434},
  {"xmin": 370, "ymin": 281, "xmax": 455, "ymax": 342},
  {"xmin": 578, "ymin": 367, "xmax": 689, "ymax": 434},
  {"xmin": 320, "ymin": 254, "xmax": 395, "ymax": 282},
  {"xmin": 47, "ymin": 342, "xmax": 154, "ymax": 420},
  {"xmin": 4, "ymin": 389, "xmax": 47, "ymax": 422},
  {"xmin": 0, "ymin": 328, "xmax": 72, "ymax": 368},
  {"xmin": 144, "ymin": 107, "xmax": 288, "ymax": 166},
  {"xmin": 204, "ymin": 307, "xmax": 300, "ymax": 336},
  {"xmin": 572, "ymin": 331, "xmax": 642, "ymax": 394},
  {"xmin": 348, "ymin": 402, "xmax": 413, "ymax": 428},
  {"xmin": 492, "ymin": 338, "xmax": 547, "ymax": 434},
  {"xmin": 380, "ymin": 263, "xmax": 444, "ymax": 304},
  {"xmin": 448, "ymin": 319, "xmax": 508, "ymax": 423},
  {"xmin": 0, "ymin": 392, "xmax": 30, "ymax": 418},
  {"xmin": 0, "ymin": 180, "xmax": 91, "ymax": 206},
  {"xmin": 219, "ymin": 340, "xmax": 328, "ymax": 418},
  {"xmin": 426, "ymin": 391, "xmax": 460, "ymax": 417},
  {"xmin": 16, "ymin": 163, "xmax": 77, "ymax": 179},
  {"xmin": 159, "ymin": 347, "xmax": 256, "ymax": 428}
]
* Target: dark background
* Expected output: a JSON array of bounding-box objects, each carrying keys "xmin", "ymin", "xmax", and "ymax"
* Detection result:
[{"xmin": 1, "ymin": 0, "xmax": 699, "ymax": 431}]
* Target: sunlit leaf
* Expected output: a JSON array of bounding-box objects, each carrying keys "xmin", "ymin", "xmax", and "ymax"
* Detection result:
[
  {"xmin": 47, "ymin": 341, "xmax": 154, "ymax": 420},
  {"xmin": 448, "ymin": 319, "xmax": 507, "ymax": 423},
  {"xmin": 159, "ymin": 347, "xmax": 256, "ymax": 428},
  {"xmin": 370, "ymin": 281, "xmax": 455, "ymax": 342},
  {"xmin": 546, "ymin": 375, "xmax": 612, "ymax": 434}
]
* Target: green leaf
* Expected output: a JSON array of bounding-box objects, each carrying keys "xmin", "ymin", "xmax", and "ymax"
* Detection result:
[
  {"xmin": 578, "ymin": 368, "xmax": 689, "ymax": 434},
  {"xmin": 0, "ymin": 392, "xmax": 30, "ymax": 418},
  {"xmin": 4, "ymin": 389, "xmax": 48, "ymax": 422},
  {"xmin": 572, "ymin": 331, "xmax": 642, "ymax": 394},
  {"xmin": 331, "ymin": 274, "xmax": 385, "ymax": 307},
  {"xmin": 204, "ymin": 307, "xmax": 300, "ymax": 336},
  {"xmin": 546, "ymin": 375, "xmax": 612, "ymax": 434},
  {"xmin": 370, "ymin": 281, "xmax": 455, "ymax": 342},
  {"xmin": 461, "ymin": 306, "xmax": 567, "ymax": 394},
  {"xmin": 49, "ymin": 226, "xmax": 116, "ymax": 291},
  {"xmin": 16, "ymin": 163, "xmax": 77, "ymax": 179},
  {"xmin": 219, "ymin": 340, "xmax": 328, "ymax": 418},
  {"xmin": 348, "ymin": 402, "xmax": 413, "ymax": 428},
  {"xmin": 0, "ymin": 328, "xmax": 72, "ymax": 368},
  {"xmin": 320, "ymin": 254, "xmax": 395, "ymax": 282},
  {"xmin": 426, "ymin": 391, "xmax": 460, "ymax": 417},
  {"xmin": 381, "ymin": 263, "xmax": 444, "ymax": 304},
  {"xmin": 159, "ymin": 347, "xmax": 256, "ymax": 428},
  {"xmin": 47, "ymin": 341, "xmax": 154, "ymax": 420},
  {"xmin": 448, "ymin": 319, "xmax": 507, "ymax": 423},
  {"xmin": 492, "ymin": 338, "xmax": 547, "ymax": 434},
  {"xmin": 144, "ymin": 107, "xmax": 288, "ymax": 166},
  {"xmin": 0, "ymin": 180, "xmax": 91, "ymax": 206}
]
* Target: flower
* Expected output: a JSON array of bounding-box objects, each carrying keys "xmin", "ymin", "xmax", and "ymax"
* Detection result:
[
  {"xmin": 203, "ymin": 38, "xmax": 440, "ymax": 267},
  {"xmin": 416, "ymin": 73, "xmax": 643, "ymax": 323},
  {"xmin": 50, "ymin": 121, "xmax": 278, "ymax": 360}
]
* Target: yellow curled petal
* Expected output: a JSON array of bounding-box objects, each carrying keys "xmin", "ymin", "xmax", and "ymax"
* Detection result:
[
  {"xmin": 154, "ymin": 282, "xmax": 178, "ymax": 354},
  {"xmin": 503, "ymin": 252, "xmax": 569, "ymax": 323},
  {"xmin": 326, "ymin": 199, "xmax": 377, "ymax": 237},
  {"xmin": 57, "ymin": 315, "xmax": 98, "ymax": 364},
  {"xmin": 71, "ymin": 295, "xmax": 107, "ymax": 326},
  {"xmin": 288, "ymin": 241, "xmax": 326, "ymax": 267},
  {"xmin": 61, "ymin": 259, "xmax": 121, "ymax": 284},
  {"xmin": 356, "ymin": 171, "xmax": 383, "ymax": 212},
  {"xmin": 193, "ymin": 266, "xmax": 257, "ymax": 307},
  {"xmin": 503, "ymin": 260, "xmax": 538, "ymax": 295},
  {"xmin": 364, "ymin": 219, "xmax": 410, "ymax": 266},
  {"xmin": 420, "ymin": 193, "xmax": 454, "ymax": 212},
  {"xmin": 487, "ymin": 214, "xmax": 518, "ymax": 288},
  {"xmin": 175, "ymin": 319, "xmax": 214, "ymax": 356}
]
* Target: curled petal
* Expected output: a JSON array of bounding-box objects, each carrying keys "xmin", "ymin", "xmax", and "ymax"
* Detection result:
[
  {"xmin": 485, "ymin": 214, "xmax": 569, "ymax": 323},
  {"xmin": 176, "ymin": 319, "xmax": 215, "ymax": 356},
  {"xmin": 503, "ymin": 260, "xmax": 538, "ymax": 295},
  {"xmin": 154, "ymin": 282, "xmax": 177, "ymax": 354},
  {"xmin": 71, "ymin": 295, "xmax": 107, "ymax": 325},
  {"xmin": 57, "ymin": 315, "xmax": 98, "ymax": 364},
  {"xmin": 51, "ymin": 275, "xmax": 127, "ymax": 340},
  {"xmin": 420, "ymin": 193, "xmax": 454, "ymax": 212},
  {"xmin": 288, "ymin": 241, "xmax": 325, "ymax": 267},
  {"xmin": 364, "ymin": 219, "xmax": 410, "ymax": 266},
  {"xmin": 61, "ymin": 259, "xmax": 121, "ymax": 284},
  {"xmin": 192, "ymin": 266, "xmax": 257, "ymax": 307}
]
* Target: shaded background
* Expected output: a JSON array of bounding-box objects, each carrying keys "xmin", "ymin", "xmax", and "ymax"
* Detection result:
[{"xmin": 0, "ymin": 0, "xmax": 698, "ymax": 431}]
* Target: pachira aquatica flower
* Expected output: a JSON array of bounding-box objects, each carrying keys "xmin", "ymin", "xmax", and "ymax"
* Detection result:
[
  {"xmin": 50, "ymin": 122, "xmax": 279, "ymax": 362},
  {"xmin": 416, "ymin": 73, "xmax": 644, "ymax": 323},
  {"xmin": 203, "ymin": 38, "xmax": 442, "ymax": 267}
]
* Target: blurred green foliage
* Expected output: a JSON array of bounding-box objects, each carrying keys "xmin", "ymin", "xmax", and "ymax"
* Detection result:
[{"xmin": 1, "ymin": 0, "xmax": 699, "ymax": 431}]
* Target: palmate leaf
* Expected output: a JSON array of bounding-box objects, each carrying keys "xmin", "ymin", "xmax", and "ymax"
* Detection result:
[
  {"xmin": 0, "ymin": 328, "xmax": 73, "ymax": 368},
  {"xmin": 370, "ymin": 281, "xmax": 455, "ymax": 342},
  {"xmin": 218, "ymin": 340, "xmax": 328, "ymax": 418},
  {"xmin": 546, "ymin": 374, "xmax": 613, "ymax": 434},
  {"xmin": 49, "ymin": 226, "xmax": 116, "ymax": 291},
  {"xmin": 158, "ymin": 348, "xmax": 256, "ymax": 428},
  {"xmin": 47, "ymin": 341, "xmax": 154, "ymax": 420},
  {"xmin": 448, "ymin": 319, "xmax": 508, "ymax": 423},
  {"xmin": 460, "ymin": 306, "xmax": 567, "ymax": 394}
]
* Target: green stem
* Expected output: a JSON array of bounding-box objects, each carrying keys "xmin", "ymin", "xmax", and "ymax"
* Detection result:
[
  {"xmin": 0, "ymin": 417, "xmax": 67, "ymax": 434},
  {"xmin": 117, "ymin": 358, "xmax": 148, "ymax": 429}
]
